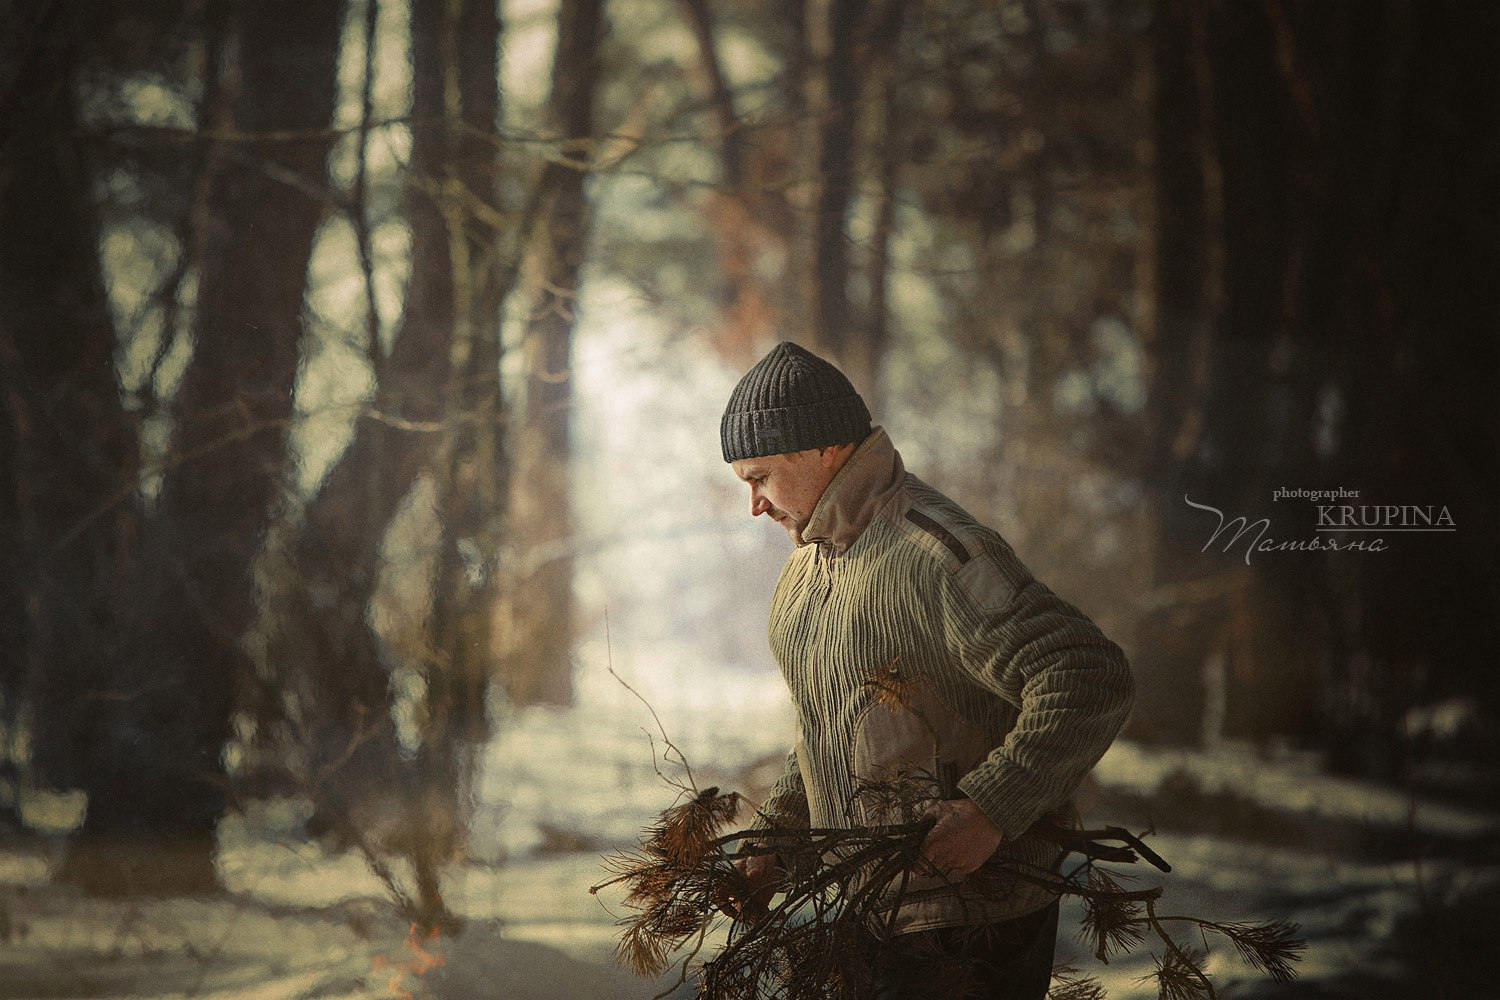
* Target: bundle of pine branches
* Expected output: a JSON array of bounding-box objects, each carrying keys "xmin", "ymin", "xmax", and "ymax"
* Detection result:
[{"xmin": 593, "ymin": 778, "xmax": 1303, "ymax": 1000}]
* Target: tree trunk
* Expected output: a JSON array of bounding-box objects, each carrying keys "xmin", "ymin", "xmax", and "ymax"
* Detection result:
[
  {"xmin": 58, "ymin": 0, "xmax": 343, "ymax": 895},
  {"xmin": 397, "ymin": 0, "xmax": 508, "ymax": 929},
  {"xmin": 0, "ymin": 364, "xmax": 21, "ymax": 824},
  {"xmin": 499, "ymin": 0, "xmax": 606, "ymax": 707},
  {"xmin": 282, "ymin": 0, "xmax": 480, "ymax": 838},
  {"xmin": 426, "ymin": 0, "xmax": 507, "ymax": 755},
  {"xmin": 1131, "ymin": 0, "xmax": 1222, "ymax": 745},
  {"xmin": 276, "ymin": 3, "xmax": 519, "ymax": 874},
  {"xmin": 859, "ymin": 0, "xmax": 906, "ymax": 418},
  {"xmin": 775, "ymin": 0, "xmax": 815, "ymax": 345},
  {"xmin": 0, "ymin": 0, "xmax": 139, "ymax": 800},
  {"xmin": 806, "ymin": 0, "xmax": 862, "ymax": 384}
]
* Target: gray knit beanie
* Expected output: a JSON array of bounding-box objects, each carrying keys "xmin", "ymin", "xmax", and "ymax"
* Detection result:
[{"xmin": 720, "ymin": 342, "xmax": 872, "ymax": 462}]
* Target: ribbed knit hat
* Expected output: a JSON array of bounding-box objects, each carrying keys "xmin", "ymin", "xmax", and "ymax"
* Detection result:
[{"xmin": 720, "ymin": 342, "xmax": 872, "ymax": 462}]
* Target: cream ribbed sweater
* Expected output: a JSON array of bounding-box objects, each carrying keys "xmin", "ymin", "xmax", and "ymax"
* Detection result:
[{"xmin": 758, "ymin": 428, "xmax": 1133, "ymax": 932}]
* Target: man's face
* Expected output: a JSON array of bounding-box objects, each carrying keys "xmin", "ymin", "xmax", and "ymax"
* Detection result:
[{"xmin": 730, "ymin": 448, "xmax": 842, "ymax": 543}]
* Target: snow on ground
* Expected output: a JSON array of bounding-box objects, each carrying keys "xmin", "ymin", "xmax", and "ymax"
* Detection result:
[
  {"xmin": 1093, "ymin": 739, "xmax": 1495, "ymax": 839},
  {"xmin": 471, "ymin": 636, "xmax": 796, "ymax": 862},
  {"xmin": 2, "ymin": 644, "xmax": 1496, "ymax": 998}
]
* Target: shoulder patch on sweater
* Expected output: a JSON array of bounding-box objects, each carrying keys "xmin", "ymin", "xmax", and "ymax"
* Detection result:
[
  {"xmin": 904, "ymin": 508, "xmax": 971, "ymax": 566},
  {"xmin": 955, "ymin": 555, "xmax": 1018, "ymax": 612}
]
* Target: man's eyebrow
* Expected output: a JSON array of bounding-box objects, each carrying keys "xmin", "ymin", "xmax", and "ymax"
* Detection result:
[{"xmin": 736, "ymin": 464, "xmax": 769, "ymax": 481}]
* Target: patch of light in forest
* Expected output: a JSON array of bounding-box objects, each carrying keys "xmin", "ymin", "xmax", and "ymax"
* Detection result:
[
  {"xmin": 1089, "ymin": 315, "xmax": 1147, "ymax": 414},
  {"xmin": 614, "ymin": 0, "xmax": 696, "ymax": 64},
  {"xmin": 718, "ymin": 28, "xmax": 780, "ymax": 95},
  {"xmin": 104, "ymin": 221, "xmax": 181, "ymax": 384},
  {"xmin": 294, "ymin": 218, "xmax": 382, "ymax": 496},
  {"xmin": 119, "ymin": 75, "xmax": 194, "ymax": 129},
  {"xmin": 334, "ymin": 0, "xmax": 413, "ymax": 132},
  {"xmin": 500, "ymin": 0, "xmax": 559, "ymax": 116}
]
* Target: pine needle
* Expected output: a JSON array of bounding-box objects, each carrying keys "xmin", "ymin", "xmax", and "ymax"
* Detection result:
[
  {"xmin": 1147, "ymin": 945, "xmax": 1214, "ymax": 1000},
  {"xmin": 1079, "ymin": 868, "xmax": 1145, "ymax": 961},
  {"xmin": 651, "ymin": 786, "xmax": 740, "ymax": 867},
  {"xmin": 1215, "ymin": 919, "xmax": 1305, "ymax": 982},
  {"xmin": 1049, "ymin": 966, "xmax": 1107, "ymax": 1000}
]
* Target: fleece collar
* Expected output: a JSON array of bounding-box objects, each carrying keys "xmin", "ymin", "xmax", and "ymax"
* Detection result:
[{"xmin": 800, "ymin": 427, "xmax": 905, "ymax": 555}]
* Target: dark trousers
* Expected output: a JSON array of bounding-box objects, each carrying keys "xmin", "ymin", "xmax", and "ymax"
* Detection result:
[{"xmin": 870, "ymin": 901, "xmax": 1059, "ymax": 1000}]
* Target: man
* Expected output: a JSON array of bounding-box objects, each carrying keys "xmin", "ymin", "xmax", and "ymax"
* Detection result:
[{"xmin": 722, "ymin": 342, "xmax": 1133, "ymax": 999}]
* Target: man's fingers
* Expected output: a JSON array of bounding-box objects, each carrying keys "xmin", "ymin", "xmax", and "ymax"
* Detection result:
[
  {"xmin": 919, "ymin": 826, "xmax": 977, "ymax": 881},
  {"xmin": 918, "ymin": 838, "xmax": 954, "ymax": 880},
  {"xmin": 729, "ymin": 852, "xmax": 785, "ymax": 921}
]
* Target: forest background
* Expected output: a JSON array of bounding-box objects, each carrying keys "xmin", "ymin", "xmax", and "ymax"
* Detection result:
[{"xmin": 1, "ymin": 0, "xmax": 1496, "ymax": 997}]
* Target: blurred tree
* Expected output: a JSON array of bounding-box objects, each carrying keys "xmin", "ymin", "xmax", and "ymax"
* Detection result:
[
  {"xmin": 681, "ymin": 0, "xmax": 786, "ymax": 358},
  {"xmin": 398, "ymin": 0, "xmax": 510, "ymax": 926},
  {"xmin": 273, "ymin": 0, "xmax": 503, "ymax": 827},
  {"xmin": 1132, "ymin": 0, "xmax": 1235, "ymax": 745},
  {"xmin": 804, "ymin": 0, "xmax": 860, "ymax": 385},
  {"xmin": 242, "ymin": 0, "xmax": 517, "ymax": 927},
  {"xmin": 0, "ymin": 420, "xmax": 17, "ymax": 828},
  {"xmin": 500, "ymin": 0, "xmax": 607, "ymax": 707},
  {"xmin": 47, "ymin": 0, "xmax": 345, "ymax": 893},
  {"xmin": 0, "ymin": 0, "xmax": 140, "ymax": 813},
  {"xmin": 0, "ymin": 380, "xmax": 19, "ymax": 826},
  {"xmin": 859, "ymin": 1, "xmax": 908, "ymax": 416}
]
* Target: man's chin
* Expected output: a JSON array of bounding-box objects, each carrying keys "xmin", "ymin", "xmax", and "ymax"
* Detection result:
[{"xmin": 768, "ymin": 513, "xmax": 803, "ymax": 543}]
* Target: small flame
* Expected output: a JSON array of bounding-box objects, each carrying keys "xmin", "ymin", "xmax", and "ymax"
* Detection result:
[{"xmin": 371, "ymin": 922, "xmax": 446, "ymax": 1000}]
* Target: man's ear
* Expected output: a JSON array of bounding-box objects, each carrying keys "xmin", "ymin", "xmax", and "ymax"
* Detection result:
[{"xmin": 819, "ymin": 442, "xmax": 851, "ymax": 469}]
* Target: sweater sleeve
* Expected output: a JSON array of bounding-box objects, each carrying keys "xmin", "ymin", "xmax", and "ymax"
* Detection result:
[
  {"xmin": 943, "ymin": 562, "xmax": 1134, "ymax": 840},
  {"xmin": 753, "ymin": 746, "xmax": 811, "ymax": 832}
]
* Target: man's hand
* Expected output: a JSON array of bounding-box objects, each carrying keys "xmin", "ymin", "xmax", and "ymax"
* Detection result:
[
  {"xmin": 730, "ymin": 849, "xmax": 782, "ymax": 922},
  {"xmin": 918, "ymin": 797, "xmax": 1004, "ymax": 882}
]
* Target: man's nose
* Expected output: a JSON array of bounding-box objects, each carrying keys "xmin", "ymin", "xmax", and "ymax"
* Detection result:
[{"xmin": 750, "ymin": 492, "xmax": 771, "ymax": 517}]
